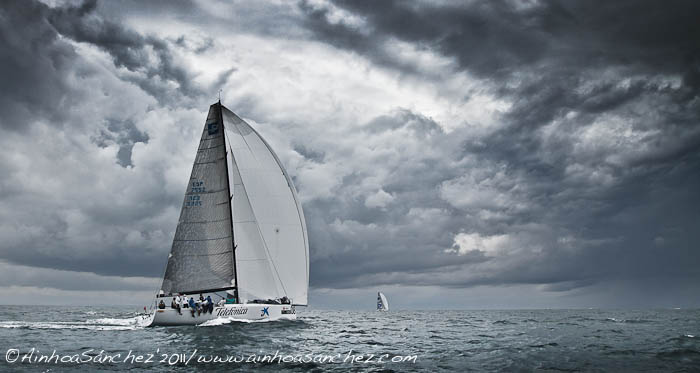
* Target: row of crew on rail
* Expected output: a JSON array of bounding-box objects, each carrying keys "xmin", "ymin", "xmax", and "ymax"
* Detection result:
[{"xmin": 157, "ymin": 293, "xmax": 223, "ymax": 317}]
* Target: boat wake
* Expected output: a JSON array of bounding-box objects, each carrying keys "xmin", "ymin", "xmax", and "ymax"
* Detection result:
[
  {"xmin": 0, "ymin": 315, "xmax": 151, "ymax": 331},
  {"xmin": 198, "ymin": 316, "xmax": 277, "ymax": 327}
]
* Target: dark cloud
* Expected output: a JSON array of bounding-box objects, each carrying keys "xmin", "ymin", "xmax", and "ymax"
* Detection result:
[
  {"xmin": 0, "ymin": 0, "xmax": 190, "ymax": 283},
  {"xmin": 296, "ymin": 0, "xmax": 700, "ymax": 296},
  {"xmin": 0, "ymin": 0, "xmax": 78, "ymax": 130},
  {"xmin": 0, "ymin": 261, "xmax": 156, "ymax": 292},
  {"xmin": 94, "ymin": 119, "xmax": 149, "ymax": 167},
  {"xmin": 364, "ymin": 109, "xmax": 442, "ymax": 135},
  {"xmin": 47, "ymin": 0, "xmax": 203, "ymax": 106},
  {"xmin": 300, "ymin": 1, "xmax": 700, "ymax": 83},
  {"xmin": 293, "ymin": 144, "xmax": 325, "ymax": 163},
  {"xmin": 301, "ymin": 110, "xmax": 480, "ymax": 288},
  {"xmin": 0, "ymin": 0, "xmax": 697, "ymax": 306},
  {"xmin": 174, "ymin": 35, "xmax": 214, "ymax": 55},
  {"xmin": 0, "ymin": 0, "xmax": 218, "ymax": 131}
]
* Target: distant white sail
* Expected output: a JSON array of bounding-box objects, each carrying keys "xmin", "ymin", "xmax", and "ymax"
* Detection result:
[{"xmin": 377, "ymin": 292, "xmax": 389, "ymax": 311}]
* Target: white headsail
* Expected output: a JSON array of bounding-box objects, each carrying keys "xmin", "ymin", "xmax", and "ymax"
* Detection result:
[{"xmin": 221, "ymin": 107, "xmax": 309, "ymax": 306}]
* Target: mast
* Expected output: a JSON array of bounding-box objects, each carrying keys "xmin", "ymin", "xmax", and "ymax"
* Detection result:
[{"xmin": 219, "ymin": 101, "xmax": 240, "ymax": 303}]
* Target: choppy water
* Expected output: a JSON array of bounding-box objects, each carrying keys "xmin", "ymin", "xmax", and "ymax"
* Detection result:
[{"xmin": 0, "ymin": 306, "xmax": 698, "ymax": 371}]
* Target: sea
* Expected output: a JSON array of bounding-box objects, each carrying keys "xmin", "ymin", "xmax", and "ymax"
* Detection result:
[{"xmin": 0, "ymin": 306, "xmax": 698, "ymax": 372}]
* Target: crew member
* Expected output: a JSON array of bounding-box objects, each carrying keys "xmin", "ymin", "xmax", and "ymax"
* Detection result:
[
  {"xmin": 225, "ymin": 290, "xmax": 236, "ymax": 304},
  {"xmin": 171, "ymin": 297, "xmax": 181, "ymax": 315},
  {"xmin": 188, "ymin": 297, "xmax": 196, "ymax": 317},
  {"xmin": 205, "ymin": 296, "xmax": 214, "ymax": 313}
]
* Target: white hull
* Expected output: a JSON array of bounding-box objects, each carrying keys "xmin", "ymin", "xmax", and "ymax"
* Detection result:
[{"xmin": 148, "ymin": 304, "xmax": 296, "ymax": 326}]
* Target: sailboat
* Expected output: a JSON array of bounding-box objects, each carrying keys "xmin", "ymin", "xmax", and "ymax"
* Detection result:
[
  {"xmin": 148, "ymin": 101, "xmax": 309, "ymax": 326},
  {"xmin": 377, "ymin": 292, "xmax": 389, "ymax": 312}
]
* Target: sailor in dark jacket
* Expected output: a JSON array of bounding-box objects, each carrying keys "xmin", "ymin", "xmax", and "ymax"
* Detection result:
[
  {"xmin": 205, "ymin": 296, "xmax": 214, "ymax": 313},
  {"xmin": 188, "ymin": 297, "xmax": 196, "ymax": 317}
]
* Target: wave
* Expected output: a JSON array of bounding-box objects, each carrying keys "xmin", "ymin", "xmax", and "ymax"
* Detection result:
[
  {"xmin": 666, "ymin": 334, "xmax": 698, "ymax": 344},
  {"xmin": 0, "ymin": 315, "xmax": 150, "ymax": 331},
  {"xmin": 604, "ymin": 317, "xmax": 653, "ymax": 324},
  {"xmin": 492, "ymin": 320, "xmax": 516, "ymax": 325},
  {"xmin": 656, "ymin": 348, "xmax": 700, "ymax": 359},
  {"xmin": 529, "ymin": 342, "xmax": 559, "ymax": 348},
  {"xmin": 89, "ymin": 316, "xmax": 152, "ymax": 328}
]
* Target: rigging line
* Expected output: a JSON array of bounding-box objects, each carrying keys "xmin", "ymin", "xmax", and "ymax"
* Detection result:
[
  {"xmin": 220, "ymin": 103, "xmax": 239, "ymax": 299},
  {"xmin": 252, "ymin": 199, "xmax": 289, "ymax": 298}
]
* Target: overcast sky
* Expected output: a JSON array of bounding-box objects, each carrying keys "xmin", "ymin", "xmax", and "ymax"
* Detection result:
[{"xmin": 0, "ymin": 0, "xmax": 698, "ymax": 309}]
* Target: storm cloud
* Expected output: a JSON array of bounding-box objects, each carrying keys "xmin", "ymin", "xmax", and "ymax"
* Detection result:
[
  {"xmin": 297, "ymin": 0, "xmax": 700, "ymax": 292},
  {"xmin": 0, "ymin": 0, "xmax": 697, "ymax": 307}
]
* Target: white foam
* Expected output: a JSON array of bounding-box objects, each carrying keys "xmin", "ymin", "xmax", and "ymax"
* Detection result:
[
  {"xmin": 89, "ymin": 316, "xmax": 144, "ymax": 327},
  {"xmin": 0, "ymin": 321, "xmax": 137, "ymax": 331},
  {"xmin": 0, "ymin": 315, "xmax": 152, "ymax": 331},
  {"xmin": 198, "ymin": 317, "xmax": 274, "ymax": 327}
]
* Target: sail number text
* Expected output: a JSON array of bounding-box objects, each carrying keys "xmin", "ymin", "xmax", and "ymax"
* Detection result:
[{"xmin": 187, "ymin": 180, "xmax": 205, "ymax": 207}]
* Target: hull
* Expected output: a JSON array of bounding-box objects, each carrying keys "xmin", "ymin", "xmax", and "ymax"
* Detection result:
[{"xmin": 148, "ymin": 304, "xmax": 296, "ymax": 326}]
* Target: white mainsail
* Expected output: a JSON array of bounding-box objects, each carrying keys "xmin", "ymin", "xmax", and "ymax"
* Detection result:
[
  {"xmin": 160, "ymin": 105, "xmax": 235, "ymax": 295},
  {"xmin": 159, "ymin": 102, "xmax": 309, "ymax": 306},
  {"xmin": 377, "ymin": 292, "xmax": 389, "ymax": 311}
]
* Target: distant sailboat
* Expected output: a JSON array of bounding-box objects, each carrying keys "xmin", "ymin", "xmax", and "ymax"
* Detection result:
[
  {"xmin": 377, "ymin": 292, "xmax": 389, "ymax": 311},
  {"xmin": 148, "ymin": 101, "xmax": 309, "ymax": 326}
]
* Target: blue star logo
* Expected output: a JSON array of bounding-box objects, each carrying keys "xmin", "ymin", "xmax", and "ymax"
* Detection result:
[{"xmin": 261, "ymin": 307, "xmax": 269, "ymax": 317}]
